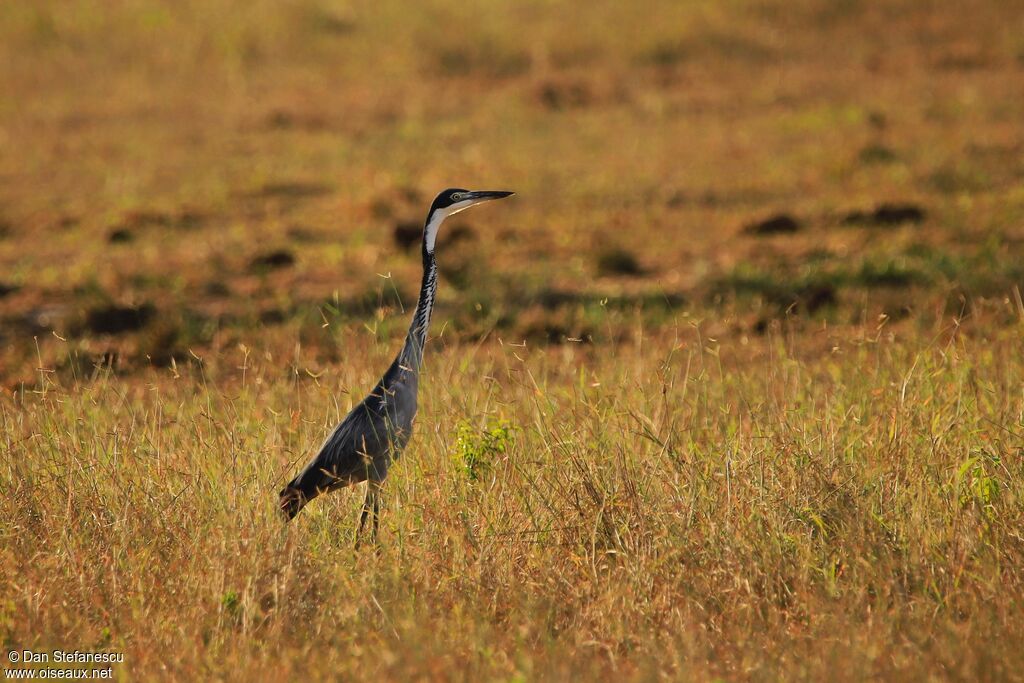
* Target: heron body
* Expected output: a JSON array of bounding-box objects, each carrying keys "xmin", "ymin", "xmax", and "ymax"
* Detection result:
[{"xmin": 278, "ymin": 188, "xmax": 513, "ymax": 542}]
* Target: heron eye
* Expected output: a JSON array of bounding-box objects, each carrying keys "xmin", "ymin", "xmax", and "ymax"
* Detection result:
[{"xmin": 452, "ymin": 192, "xmax": 464, "ymax": 201}]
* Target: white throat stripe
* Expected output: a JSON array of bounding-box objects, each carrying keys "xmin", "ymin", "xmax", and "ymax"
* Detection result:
[{"xmin": 424, "ymin": 199, "xmax": 475, "ymax": 252}]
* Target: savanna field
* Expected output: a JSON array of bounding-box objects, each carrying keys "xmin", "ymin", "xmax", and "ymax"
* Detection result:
[{"xmin": 2, "ymin": 1, "xmax": 1024, "ymax": 680}]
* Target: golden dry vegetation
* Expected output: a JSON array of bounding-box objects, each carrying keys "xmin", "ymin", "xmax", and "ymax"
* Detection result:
[{"xmin": 2, "ymin": 0, "xmax": 1024, "ymax": 680}]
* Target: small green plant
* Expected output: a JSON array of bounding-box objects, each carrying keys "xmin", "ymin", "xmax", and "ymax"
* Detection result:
[
  {"xmin": 956, "ymin": 455, "xmax": 1000, "ymax": 521},
  {"xmin": 221, "ymin": 590, "xmax": 241, "ymax": 618},
  {"xmin": 454, "ymin": 418, "xmax": 514, "ymax": 482}
]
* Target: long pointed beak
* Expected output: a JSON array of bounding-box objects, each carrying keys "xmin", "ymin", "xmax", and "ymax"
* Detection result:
[{"xmin": 467, "ymin": 190, "xmax": 514, "ymax": 203}]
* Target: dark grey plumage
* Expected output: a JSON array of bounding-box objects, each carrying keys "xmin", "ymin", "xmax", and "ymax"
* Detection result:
[{"xmin": 278, "ymin": 188, "xmax": 513, "ymax": 543}]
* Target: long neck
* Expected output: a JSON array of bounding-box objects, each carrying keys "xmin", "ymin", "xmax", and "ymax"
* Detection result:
[{"xmin": 400, "ymin": 244, "xmax": 438, "ymax": 370}]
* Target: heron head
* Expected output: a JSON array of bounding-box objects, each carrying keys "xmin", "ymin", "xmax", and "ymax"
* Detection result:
[{"xmin": 423, "ymin": 188, "xmax": 514, "ymax": 253}]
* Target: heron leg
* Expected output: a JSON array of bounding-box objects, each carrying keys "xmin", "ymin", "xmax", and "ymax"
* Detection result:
[
  {"xmin": 355, "ymin": 481, "xmax": 384, "ymax": 549},
  {"xmin": 371, "ymin": 485, "xmax": 381, "ymax": 542},
  {"xmin": 355, "ymin": 485, "xmax": 373, "ymax": 549}
]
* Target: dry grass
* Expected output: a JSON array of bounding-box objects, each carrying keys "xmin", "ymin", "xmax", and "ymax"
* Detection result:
[
  {"xmin": 2, "ymin": 0, "xmax": 1024, "ymax": 680},
  {"xmin": 5, "ymin": 325, "xmax": 1024, "ymax": 680}
]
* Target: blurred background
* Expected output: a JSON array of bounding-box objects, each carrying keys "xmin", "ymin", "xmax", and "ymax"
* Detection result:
[{"xmin": 1, "ymin": 0, "xmax": 1022, "ymax": 381}]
